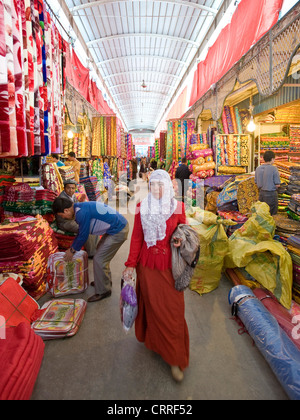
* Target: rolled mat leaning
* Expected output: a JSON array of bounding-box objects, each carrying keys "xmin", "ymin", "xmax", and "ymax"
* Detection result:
[{"xmin": 228, "ymin": 285, "xmax": 300, "ymax": 400}]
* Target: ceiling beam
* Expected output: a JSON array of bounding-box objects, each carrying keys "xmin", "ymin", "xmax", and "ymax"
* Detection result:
[
  {"xmin": 108, "ymin": 80, "xmax": 174, "ymax": 90},
  {"xmin": 87, "ymin": 33, "xmax": 200, "ymax": 48},
  {"xmin": 103, "ymin": 69, "xmax": 180, "ymax": 81},
  {"xmin": 97, "ymin": 54, "xmax": 188, "ymax": 68},
  {"xmin": 70, "ymin": 0, "xmax": 218, "ymax": 15},
  {"xmin": 113, "ymin": 90, "xmax": 169, "ymax": 99}
]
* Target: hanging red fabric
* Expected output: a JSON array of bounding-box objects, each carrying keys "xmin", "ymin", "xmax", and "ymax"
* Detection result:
[{"xmin": 189, "ymin": 0, "xmax": 284, "ymax": 108}]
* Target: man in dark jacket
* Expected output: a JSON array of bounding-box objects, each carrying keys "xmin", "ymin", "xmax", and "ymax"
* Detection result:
[{"xmin": 175, "ymin": 158, "xmax": 192, "ymax": 201}]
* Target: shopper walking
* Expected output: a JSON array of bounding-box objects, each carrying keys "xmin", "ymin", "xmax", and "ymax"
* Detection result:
[
  {"xmin": 53, "ymin": 199, "xmax": 129, "ymax": 302},
  {"xmin": 175, "ymin": 157, "xmax": 192, "ymax": 201},
  {"xmin": 255, "ymin": 150, "xmax": 281, "ymax": 215},
  {"xmin": 139, "ymin": 157, "xmax": 147, "ymax": 181},
  {"xmin": 123, "ymin": 170, "xmax": 189, "ymax": 382}
]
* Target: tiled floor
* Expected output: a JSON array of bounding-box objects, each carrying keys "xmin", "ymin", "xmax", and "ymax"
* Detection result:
[{"xmin": 31, "ymin": 179, "xmax": 288, "ymax": 400}]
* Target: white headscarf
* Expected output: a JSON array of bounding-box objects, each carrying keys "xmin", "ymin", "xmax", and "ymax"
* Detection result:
[{"xmin": 140, "ymin": 170, "xmax": 177, "ymax": 248}]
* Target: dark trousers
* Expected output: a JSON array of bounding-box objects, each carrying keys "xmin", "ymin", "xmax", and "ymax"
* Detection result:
[{"xmin": 259, "ymin": 190, "xmax": 278, "ymax": 215}]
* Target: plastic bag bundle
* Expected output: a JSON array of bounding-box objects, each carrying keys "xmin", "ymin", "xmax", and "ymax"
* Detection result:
[
  {"xmin": 229, "ymin": 285, "xmax": 300, "ymax": 400},
  {"xmin": 120, "ymin": 276, "xmax": 138, "ymax": 332},
  {"xmin": 187, "ymin": 208, "xmax": 236, "ymax": 294},
  {"xmin": 46, "ymin": 251, "xmax": 89, "ymax": 297}
]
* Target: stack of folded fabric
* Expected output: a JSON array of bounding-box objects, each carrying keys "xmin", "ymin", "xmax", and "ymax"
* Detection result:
[
  {"xmin": 289, "ymin": 125, "xmax": 300, "ymax": 163},
  {"xmin": 58, "ymin": 166, "xmax": 75, "ymax": 182},
  {"xmin": 287, "ymin": 165, "xmax": 300, "ymax": 196},
  {"xmin": 0, "ymin": 172, "xmax": 15, "ymax": 222},
  {"xmin": 80, "ymin": 176, "xmax": 101, "ymax": 201},
  {"xmin": 273, "ymin": 214, "xmax": 300, "ymax": 245},
  {"xmin": 0, "ymin": 322, "xmax": 45, "ymax": 400},
  {"xmin": 46, "ymin": 251, "xmax": 89, "ymax": 297},
  {"xmin": 0, "ymin": 216, "xmax": 58, "ymax": 299},
  {"xmin": 287, "ymin": 194, "xmax": 300, "ymax": 220},
  {"xmin": 260, "ymin": 134, "xmax": 290, "ymax": 163},
  {"xmin": 2, "ymin": 184, "xmax": 57, "ymax": 217},
  {"xmin": 50, "ymin": 221, "xmax": 77, "ymax": 251},
  {"xmin": 31, "ymin": 298, "xmax": 87, "ymax": 340}
]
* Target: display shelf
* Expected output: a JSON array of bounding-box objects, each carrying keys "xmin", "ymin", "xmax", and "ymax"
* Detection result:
[{"xmin": 214, "ymin": 134, "xmax": 252, "ymax": 175}]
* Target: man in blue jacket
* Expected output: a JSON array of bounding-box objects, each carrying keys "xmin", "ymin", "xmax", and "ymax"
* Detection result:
[{"xmin": 53, "ymin": 198, "xmax": 129, "ymax": 302}]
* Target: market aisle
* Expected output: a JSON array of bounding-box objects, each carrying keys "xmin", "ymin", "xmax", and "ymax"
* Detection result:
[{"xmin": 31, "ymin": 179, "xmax": 288, "ymax": 401}]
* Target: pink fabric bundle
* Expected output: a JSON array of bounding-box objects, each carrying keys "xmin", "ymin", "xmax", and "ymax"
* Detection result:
[{"xmin": 191, "ymin": 148, "xmax": 213, "ymax": 159}]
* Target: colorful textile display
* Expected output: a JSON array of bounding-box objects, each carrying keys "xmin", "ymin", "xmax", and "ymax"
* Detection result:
[
  {"xmin": 2, "ymin": 184, "xmax": 57, "ymax": 216},
  {"xmin": 0, "ymin": 322, "xmax": 45, "ymax": 400},
  {"xmin": 31, "ymin": 298, "xmax": 87, "ymax": 340},
  {"xmin": 215, "ymin": 134, "xmax": 249, "ymax": 172},
  {"xmin": 0, "ymin": 0, "xmax": 66, "ymax": 157},
  {"xmin": 46, "ymin": 251, "xmax": 89, "ymax": 297},
  {"xmin": 41, "ymin": 163, "xmax": 64, "ymax": 194},
  {"xmin": 260, "ymin": 134, "xmax": 290, "ymax": 164}
]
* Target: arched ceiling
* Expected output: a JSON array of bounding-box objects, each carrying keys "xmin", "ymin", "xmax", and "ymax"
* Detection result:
[{"xmin": 64, "ymin": 0, "xmax": 230, "ymax": 133}]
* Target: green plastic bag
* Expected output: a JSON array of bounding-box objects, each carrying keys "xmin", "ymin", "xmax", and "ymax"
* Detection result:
[{"xmin": 224, "ymin": 202, "xmax": 293, "ymax": 309}]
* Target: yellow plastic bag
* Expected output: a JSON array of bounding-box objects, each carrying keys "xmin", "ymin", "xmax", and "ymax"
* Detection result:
[
  {"xmin": 224, "ymin": 202, "xmax": 293, "ymax": 309},
  {"xmin": 187, "ymin": 208, "xmax": 236, "ymax": 295}
]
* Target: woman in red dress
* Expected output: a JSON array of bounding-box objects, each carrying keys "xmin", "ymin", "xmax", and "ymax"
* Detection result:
[{"xmin": 123, "ymin": 170, "xmax": 189, "ymax": 382}]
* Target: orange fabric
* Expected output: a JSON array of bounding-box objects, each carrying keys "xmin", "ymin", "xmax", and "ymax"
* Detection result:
[{"xmin": 135, "ymin": 264, "xmax": 189, "ymax": 370}]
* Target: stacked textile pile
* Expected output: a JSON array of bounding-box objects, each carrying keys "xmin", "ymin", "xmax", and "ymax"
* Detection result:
[
  {"xmin": 0, "ymin": 322, "xmax": 45, "ymax": 400},
  {"xmin": 289, "ymin": 125, "xmax": 300, "ymax": 163},
  {"xmin": 0, "ymin": 216, "xmax": 58, "ymax": 299},
  {"xmin": 287, "ymin": 165, "xmax": 300, "ymax": 196},
  {"xmin": 58, "ymin": 166, "xmax": 75, "ymax": 183},
  {"xmin": 260, "ymin": 134, "xmax": 290, "ymax": 163},
  {"xmin": 50, "ymin": 221, "xmax": 77, "ymax": 252},
  {"xmin": 80, "ymin": 176, "xmax": 102, "ymax": 201},
  {"xmin": 0, "ymin": 173, "xmax": 15, "ymax": 222},
  {"xmin": 2, "ymin": 184, "xmax": 57, "ymax": 217},
  {"xmin": 188, "ymin": 144, "xmax": 215, "ymax": 179},
  {"xmin": 288, "ymin": 194, "xmax": 300, "ymax": 221},
  {"xmin": 286, "ymin": 235, "xmax": 300, "ymax": 304},
  {"xmin": 273, "ymin": 214, "xmax": 300, "ymax": 246}
]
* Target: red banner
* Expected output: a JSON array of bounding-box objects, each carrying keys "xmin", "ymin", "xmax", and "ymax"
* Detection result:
[{"xmin": 189, "ymin": 0, "xmax": 284, "ymax": 108}]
